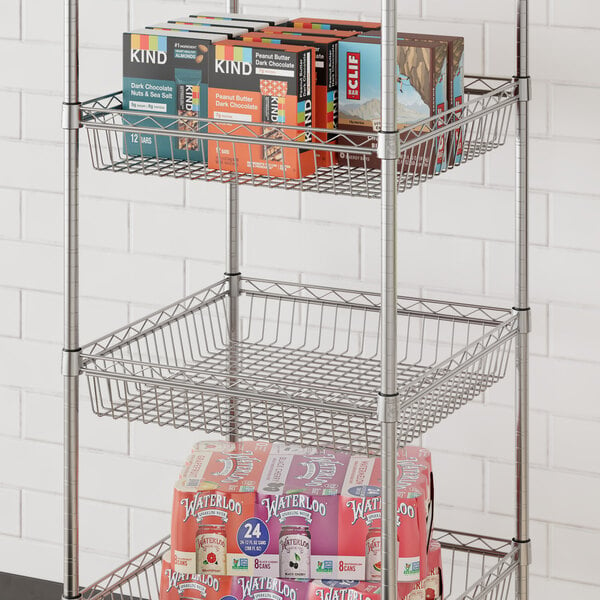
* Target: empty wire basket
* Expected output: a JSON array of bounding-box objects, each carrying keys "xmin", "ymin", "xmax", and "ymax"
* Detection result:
[{"xmin": 81, "ymin": 278, "xmax": 517, "ymax": 454}]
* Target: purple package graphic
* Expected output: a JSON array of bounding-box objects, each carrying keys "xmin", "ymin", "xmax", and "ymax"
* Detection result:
[{"xmin": 227, "ymin": 444, "xmax": 350, "ymax": 579}]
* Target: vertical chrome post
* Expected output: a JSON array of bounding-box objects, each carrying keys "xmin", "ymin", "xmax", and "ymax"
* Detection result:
[
  {"xmin": 226, "ymin": 0, "xmax": 240, "ymax": 444},
  {"xmin": 378, "ymin": 0, "xmax": 399, "ymax": 599},
  {"xmin": 63, "ymin": 0, "xmax": 81, "ymax": 598},
  {"xmin": 514, "ymin": 2, "xmax": 531, "ymax": 599}
]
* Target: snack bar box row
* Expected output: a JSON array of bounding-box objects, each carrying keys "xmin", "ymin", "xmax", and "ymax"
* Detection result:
[
  {"xmin": 160, "ymin": 540, "xmax": 443, "ymax": 600},
  {"xmin": 171, "ymin": 441, "xmax": 434, "ymax": 582}
]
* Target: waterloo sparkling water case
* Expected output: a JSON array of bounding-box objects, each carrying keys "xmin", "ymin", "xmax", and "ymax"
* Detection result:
[
  {"xmin": 229, "ymin": 444, "xmax": 351, "ymax": 579},
  {"xmin": 207, "ymin": 40, "xmax": 316, "ymax": 179},
  {"xmin": 338, "ymin": 36, "xmax": 447, "ymax": 174},
  {"xmin": 123, "ymin": 29, "xmax": 226, "ymax": 162},
  {"xmin": 171, "ymin": 441, "xmax": 271, "ymax": 574},
  {"xmin": 338, "ymin": 455, "xmax": 429, "ymax": 582}
]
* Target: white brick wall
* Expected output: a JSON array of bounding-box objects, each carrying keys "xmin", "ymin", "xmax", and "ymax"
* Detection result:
[{"xmin": 1, "ymin": 0, "xmax": 599, "ymax": 597}]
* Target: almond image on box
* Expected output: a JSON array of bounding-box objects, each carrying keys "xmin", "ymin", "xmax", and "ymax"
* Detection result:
[
  {"xmin": 338, "ymin": 36, "xmax": 448, "ymax": 174},
  {"xmin": 122, "ymin": 29, "xmax": 226, "ymax": 162},
  {"xmin": 291, "ymin": 18, "xmax": 380, "ymax": 32},
  {"xmin": 207, "ymin": 40, "xmax": 317, "ymax": 179},
  {"xmin": 240, "ymin": 32, "xmax": 339, "ymax": 166}
]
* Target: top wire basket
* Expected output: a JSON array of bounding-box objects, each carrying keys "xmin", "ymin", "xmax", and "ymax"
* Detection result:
[
  {"xmin": 80, "ymin": 76, "xmax": 517, "ymax": 198},
  {"xmin": 80, "ymin": 530, "xmax": 518, "ymax": 600},
  {"xmin": 81, "ymin": 278, "xmax": 517, "ymax": 454}
]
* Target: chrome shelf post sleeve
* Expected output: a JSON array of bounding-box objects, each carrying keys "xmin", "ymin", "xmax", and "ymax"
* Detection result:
[
  {"xmin": 63, "ymin": 0, "xmax": 81, "ymax": 598},
  {"xmin": 515, "ymin": 2, "xmax": 531, "ymax": 600},
  {"xmin": 379, "ymin": 0, "xmax": 399, "ymax": 599},
  {"xmin": 226, "ymin": 0, "xmax": 241, "ymax": 443}
]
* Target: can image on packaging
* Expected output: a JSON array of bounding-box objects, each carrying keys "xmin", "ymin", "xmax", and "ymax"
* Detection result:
[
  {"xmin": 365, "ymin": 525, "xmax": 382, "ymax": 581},
  {"xmin": 196, "ymin": 523, "xmax": 227, "ymax": 575},
  {"xmin": 279, "ymin": 525, "xmax": 311, "ymax": 579}
]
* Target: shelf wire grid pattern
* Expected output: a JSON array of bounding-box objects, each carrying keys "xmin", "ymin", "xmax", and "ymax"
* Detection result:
[
  {"xmin": 80, "ymin": 531, "xmax": 518, "ymax": 600},
  {"xmin": 80, "ymin": 76, "xmax": 517, "ymax": 198},
  {"xmin": 81, "ymin": 278, "xmax": 517, "ymax": 454}
]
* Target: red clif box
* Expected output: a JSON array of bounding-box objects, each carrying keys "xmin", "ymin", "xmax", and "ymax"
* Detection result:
[
  {"xmin": 208, "ymin": 40, "xmax": 317, "ymax": 179},
  {"xmin": 261, "ymin": 27, "xmax": 363, "ymax": 39},
  {"xmin": 240, "ymin": 32, "xmax": 339, "ymax": 166},
  {"xmin": 291, "ymin": 18, "xmax": 380, "ymax": 32},
  {"xmin": 171, "ymin": 441, "xmax": 271, "ymax": 574},
  {"xmin": 338, "ymin": 455, "xmax": 429, "ymax": 582}
]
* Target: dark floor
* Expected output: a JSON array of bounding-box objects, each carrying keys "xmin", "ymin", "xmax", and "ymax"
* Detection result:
[{"xmin": 0, "ymin": 573, "xmax": 62, "ymax": 600}]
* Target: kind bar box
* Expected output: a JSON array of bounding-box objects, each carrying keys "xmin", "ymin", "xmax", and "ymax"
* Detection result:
[
  {"xmin": 152, "ymin": 21, "xmax": 250, "ymax": 39},
  {"xmin": 123, "ymin": 29, "xmax": 226, "ymax": 162},
  {"xmin": 240, "ymin": 32, "xmax": 339, "ymax": 166},
  {"xmin": 338, "ymin": 455, "xmax": 429, "ymax": 582},
  {"xmin": 229, "ymin": 444, "xmax": 351, "ymax": 579},
  {"xmin": 171, "ymin": 441, "xmax": 271, "ymax": 574},
  {"xmin": 338, "ymin": 36, "xmax": 447, "ymax": 173},
  {"xmin": 182, "ymin": 16, "xmax": 271, "ymax": 31},
  {"xmin": 188, "ymin": 13, "xmax": 289, "ymax": 26},
  {"xmin": 208, "ymin": 40, "xmax": 316, "ymax": 179},
  {"xmin": 359, "ymin": 31, "xmax": 464, "ymax": 164},
  {"xmin": 291, "ymin": 18, "xmax": 380, "ymax": 32},
  {"xmin": 262, "ymin": 27, "xmax": 362, "ymax": 39}
]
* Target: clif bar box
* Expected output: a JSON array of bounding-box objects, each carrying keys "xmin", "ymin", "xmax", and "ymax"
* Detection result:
[
  {"xmin": 291, "ymin": 18, "xmax": 380, "ymax": 32},
  {"xmin": 122, "ymin": 28, "xmax": 226, "ymax": 162},
  {"xmin": 208, "ymin": 40, "xmax": 317, "ymax": 179},
  {"xmin": 338, "ymin": 35, "xmax": 447, "ymax": 174},
  {"xmin": 359, "ymin": 30, "xmax": 464, "ymax": 164},
  {"xmin": 187, "ymin": 13, "xmax": 289, "ymax": 26},
  {"xmin": 240, "ymin": 32, "xmax": 339, "ymax": 166}
]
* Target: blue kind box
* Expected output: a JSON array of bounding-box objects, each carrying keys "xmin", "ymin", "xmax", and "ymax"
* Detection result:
[{"xmin": 122, "ymin": 28, "xmax": 226, "ymax": 162}]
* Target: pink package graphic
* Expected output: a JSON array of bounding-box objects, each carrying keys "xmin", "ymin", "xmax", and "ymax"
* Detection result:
[
  {"xmin": 228, "ymin": 444, "xmax": 351, "ymax": 579},
  {"xmin": 339, "ymin": 455, "xmax": 428, "ymax": 582},
  {"xmin": 172, "ymin": 441, "xmax": 271, "ymax": 574},
  {"xmin": 230, "ymin": 576, "xmax": 310, "ymax": 600},
  {"xmin": 308, "ymin": 580, "xmax": 381, "ymax": 600},
  {"xmin": 423, "ymin": 540, "xmax": 443, "ymax": 599}
]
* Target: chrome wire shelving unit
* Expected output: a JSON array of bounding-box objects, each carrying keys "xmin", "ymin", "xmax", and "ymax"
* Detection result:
[
  {"xmin": 79, "ymin": 532, "xmax": 518, "ymax": 600},
  {"xmin": 61, "ymin": 0, "xmax": 531, "ymax": 599}
]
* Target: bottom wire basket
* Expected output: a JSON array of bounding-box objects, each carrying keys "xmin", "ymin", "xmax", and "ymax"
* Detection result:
[{"xmin": 80, "ymin": 530, "xmax": 518, "ymax": 600}]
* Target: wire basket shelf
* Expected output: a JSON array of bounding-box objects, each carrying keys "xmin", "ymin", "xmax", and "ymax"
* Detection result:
[
  {"xmin": 81, "ymin": 278, "xmax": 517, "ymax": 454},
  {"xmin": 80, "ymin": 76, "xmax": 517, "ymax": 198},
  {"xmin": 80, "ymin": 530, "xmax": 518, "ymax": 600}
]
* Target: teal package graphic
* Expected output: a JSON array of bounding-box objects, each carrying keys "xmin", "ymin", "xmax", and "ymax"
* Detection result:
[{"xmin": 122, "ymin": 28, "xmax": 226, "ymax": 162}]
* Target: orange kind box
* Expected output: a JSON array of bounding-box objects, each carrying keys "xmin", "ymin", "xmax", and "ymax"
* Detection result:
[
  {"xmin": 208, "ymin": 40, "xmax": 317, "ymax": 179},
  {"xmin": 239, "ymin": 32, "xmax": 339, "ymax": 166},
  {"xmin": 171, "ymin": 441, "xmax": 271, "ymax": 574}
]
